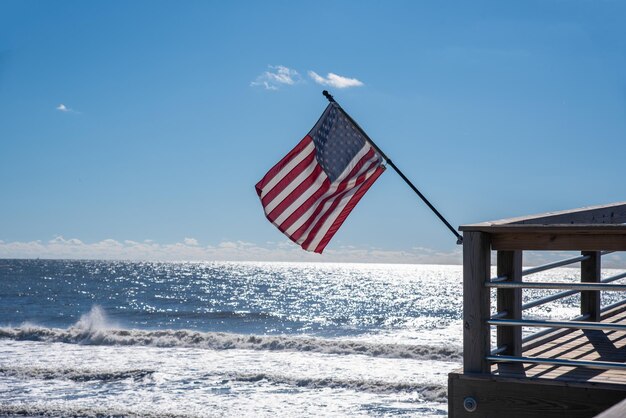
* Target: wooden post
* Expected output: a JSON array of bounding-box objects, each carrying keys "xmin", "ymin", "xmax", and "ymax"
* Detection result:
[
  {"xmin": 497, "ymin": 250, "xmax": 523, "ymax": 356},
  {"xmin": 463, "ymin": 231, "xmax": 491, "ymax": 373},
  {"xmin": 581, "ymin": 251, "xmax": 601, "ymax": 322}
]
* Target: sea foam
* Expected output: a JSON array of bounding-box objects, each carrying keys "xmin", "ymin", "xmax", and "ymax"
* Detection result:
[
  {"xmin": 0, "ymin": 365, "xmax": 154, "ymax": 382},
  {"xmin": 0, "ymin": 306, "xmax": 461, "ymax": 361},
  {"xmin": 0, "ymin": 403, "xmax": 193, "ymax": 418},
  {"xmin": 227, "ymin": 372, "xmax": 448, "ymax": 400}
]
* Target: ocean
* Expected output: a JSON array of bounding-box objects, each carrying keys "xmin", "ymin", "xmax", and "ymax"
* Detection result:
[{"xmin": 0, "ymin": 259, "xmax": 598, "ymax": 417}]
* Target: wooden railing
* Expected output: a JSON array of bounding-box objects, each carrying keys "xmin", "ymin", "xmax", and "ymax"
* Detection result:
[{"xmin": 460, "ymin": 202, "xmax": 626, "ymax": 374}]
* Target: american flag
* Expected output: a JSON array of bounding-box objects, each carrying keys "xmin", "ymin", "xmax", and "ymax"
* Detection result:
[{"xmin": 255, "ymin": 103, "xmax": 386, "ymax": 253}]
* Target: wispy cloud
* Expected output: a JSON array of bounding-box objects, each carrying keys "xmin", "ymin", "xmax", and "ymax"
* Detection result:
[
  {"xmin": 251, "ymin": 65, "xmax": 301, "ymax": 90},
  {"xmin": 308, "ymin": 71, "xmax": 364, "ymax": 89},
  {"xmin": 0, "ymin": 236, "xmax": 462, "ymax": 264},
  {"xmin": 3, "ymin": 237, "xmax": 625, "ymax": 267},
  {"xmin": 183, "ymin": 237, "xmax": 199, "ymax": 246},
  {"xmin": 56, "ymin": 103, "xmax": 79, "ymax": 113}
]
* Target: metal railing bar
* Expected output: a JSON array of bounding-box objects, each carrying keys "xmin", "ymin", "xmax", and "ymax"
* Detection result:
[
  {"xmin": 603, "ymin": 271, "xmax": 626, "ymax": 284},
  {"xmin": 522, "ymin": 290, "xmax": 578, "ymax": 311},
  {"xmin": 520, "ymin": 313, "xmax": 590, "ymax": 344},
  {"xmin": 489, "ymin": 318, "xmax": 626, "ymax": 331},
  {"xmin": 520, "ymin": 271, "xmax": 626, "ymax": 311},
  {"xmin": 491, "ymin": 311, "xmax": 508, "ymax": 319},
  {"xmin": 488, "ymin": 251, "xmax": 617, "ymax": 288},
  {"xmin": 490, "ymin": 345, "xmax": 508, "ymax": 355},
  {"xmin": 481, "ymin": 252, "xmax": 623, "ymax": 365},
  {"xmin": 486, "ymin": 282, "xmax": 626, "ymax": 291},
  {"xmin": 489, "ymin": 254, "xmax": 589, "ymax": 282},
  {"xmin": 521, "ymin": 328, "xmax": 559, "ymax": 345},
  {"xmin": 486, "ymin": 355, "xmax": 626, "ymax": 371},
  {"xmin": 521, "ymin": 254, "xmax": 590, "ymax": 276},
  {"xmin": 519, "ymin": 296, "xmax": 626, "ymax": 345},
  {"xmin": 601, "ymin": 299, "xmax": 626, "ymax": 314}
]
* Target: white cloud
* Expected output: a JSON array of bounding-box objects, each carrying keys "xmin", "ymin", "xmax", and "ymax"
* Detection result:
[
  {"xmin": 0, "ymin": 236, "xmax": 462, "ymax": 264},
  {"xmin": 56, "ymin": 103, "xmax": 79, "ymax": 113},
  {"xmin": 183, "ymin": 238, "xmax": 199, "ymax": 246},
  {"xmin": 2, "ymin": 237, "xmax": 626, "ymax": 268},
  {"xmin": 251, "ymin": 65, "xmax": 301, "ymax": 90},
  {"xmin": 308, "ymin": 71, "xmax": 364, "ymax": 88}
]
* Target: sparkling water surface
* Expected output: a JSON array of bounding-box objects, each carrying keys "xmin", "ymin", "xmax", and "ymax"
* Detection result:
[{"xmin": 1, "ymin": 259, "xmax": 618, "ymax": 417}]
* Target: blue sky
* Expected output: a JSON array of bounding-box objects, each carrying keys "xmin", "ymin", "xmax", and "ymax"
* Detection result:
[{"xmin": 1, "ymin": 1, "xmax": 625, "ymax": 262}]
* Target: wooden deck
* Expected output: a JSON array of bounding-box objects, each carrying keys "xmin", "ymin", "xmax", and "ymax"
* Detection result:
[
  {"xmin": 449, "ymin": 302, "xmax": 626, "ymax": 417},
  {"xmin": 449, "ymin": 202, "xmax": 626, "ymax": 417},
  {"xmin": 497, "ymin": 303, "xmax": 626, "ymax": 385}
]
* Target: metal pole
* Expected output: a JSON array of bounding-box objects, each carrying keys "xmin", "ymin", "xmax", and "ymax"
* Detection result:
[{"xmin": 322, "ymin": 90, "xmax": 463, "ymax": 244}]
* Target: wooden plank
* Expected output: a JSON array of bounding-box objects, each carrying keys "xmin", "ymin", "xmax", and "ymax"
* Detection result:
[
  {"xmin": 490, "ymin": 233, "xmax": 626, "ymax": 251},
  {"xmin": 581, "ymin": 251, "xmax": 602, "ymax": 322},
  {"xmin": 463, "ymin": 231, "xmax": 492, "ymax": 373},
  {"xmin": 497, "ymin": 250, "xmax": 523, "ymax": 356},
  {"xmin": 449, "ymin": 293, "xmax": 626, "ymax": 417},
  {"xmin": 448, "ymin": 372, "xmax": 626, "ymax": 418},
  {"xmin": 494, "ymin": 306, "xmax": 626, "ymax": 386},
  {"xmin": 460, "ymin": 224, "xmax": 626, "ymax": 233},
  {"xmin": 460, "ymin": 202, "xmax": 626, "ymax": 229},
  {"xmin": 448, "ymin": 367, "xmax": 456, "ymax": 418}
]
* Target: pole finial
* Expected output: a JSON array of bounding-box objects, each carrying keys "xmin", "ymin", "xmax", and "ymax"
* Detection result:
[{"xmin": 322, "ymin": 90, "xmax": 336, "ymax": 103}]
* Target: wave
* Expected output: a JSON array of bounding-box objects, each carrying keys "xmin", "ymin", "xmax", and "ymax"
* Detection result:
[
  {"xmin": 0, "ymin": 403, "xmax": 196, "ymax": 418},
  {"xmin": 0, "ymin": 306, "xmax": 461, "ymax": 361},
  {"xmin": 0, "ymin": 325, "xmax": 460, "ymax": 361},
  {"xmin": 0, "ymin": 366, "xmax": 447, "ymax": 401},
  {"xmin": 227, "ymin": 372, "xmax": 448, "ymax": 400},
  {"xmin": 0, "ymin": 366, "xmax": 154, "ymax": 382}
]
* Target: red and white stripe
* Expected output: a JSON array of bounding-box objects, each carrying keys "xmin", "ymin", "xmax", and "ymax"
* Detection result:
[{"xmin": 255, "ymin": 135, "xmax": 384, "ymax": 253}]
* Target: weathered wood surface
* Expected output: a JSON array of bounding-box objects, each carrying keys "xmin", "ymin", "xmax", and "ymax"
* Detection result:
[
  {"xmin": 460, "ymin": 224, "xmax": 626, "ymax": 233},
  {"xmin": 453, "ymin": 203, "xmax": 626, "ymax": 417},
  {"xmin": 495, "ymin": 305, "xmax": 626, "ymax": 385},
  {"xmin": 581, "ymin": 251, "xmax": 602, "ymax": 322},
  {"xmin": 496, "ymin": 250, "xmax": 522, "ymax": 356},
  {"xmin": 460, "ymin": 202, "xmax": 626, "ymax": 230},
  {"xmin": 463, "ymin": 231, "xmax": 491, "ymax": 373},
  {"xmin": 448, "ymin": 373, "xmax": 626, "ymax": 418},
  {"xmin": 490, "ymin": 233, "xmax": 626, "ymax": 251},
  {"xmin": 449, "ymin": 303, "xmax": 626, "ymax": 417}
]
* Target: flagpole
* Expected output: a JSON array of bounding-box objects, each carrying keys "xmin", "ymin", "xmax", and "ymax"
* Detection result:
[{"xmin": 322, "ymin": 90, "xmax": 463, "ymax": 244}]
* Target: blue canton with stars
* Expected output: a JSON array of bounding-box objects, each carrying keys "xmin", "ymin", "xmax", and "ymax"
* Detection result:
[{"xmin": 309, "ymin": 104, "xmax": 379, "ymax": 183}]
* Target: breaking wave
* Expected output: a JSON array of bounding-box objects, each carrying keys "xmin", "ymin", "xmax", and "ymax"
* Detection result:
[
  {"xmin": 0, "ymin": 403, "xmax": 195, "ymax": 418},
  {"xmin": 227, "ymin": 372, "xmax": 448, "ymax": 400},
  {"xmin": 0, "ymin": 325, "xmax": 460, "ymax": 361},
  {"xmin": 0, "ymin": 366, "xmax": 154, "ymax": 382},
  {"xmin": 0, "ymin": 306, "xmax": 461, "ymax": 361}
]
